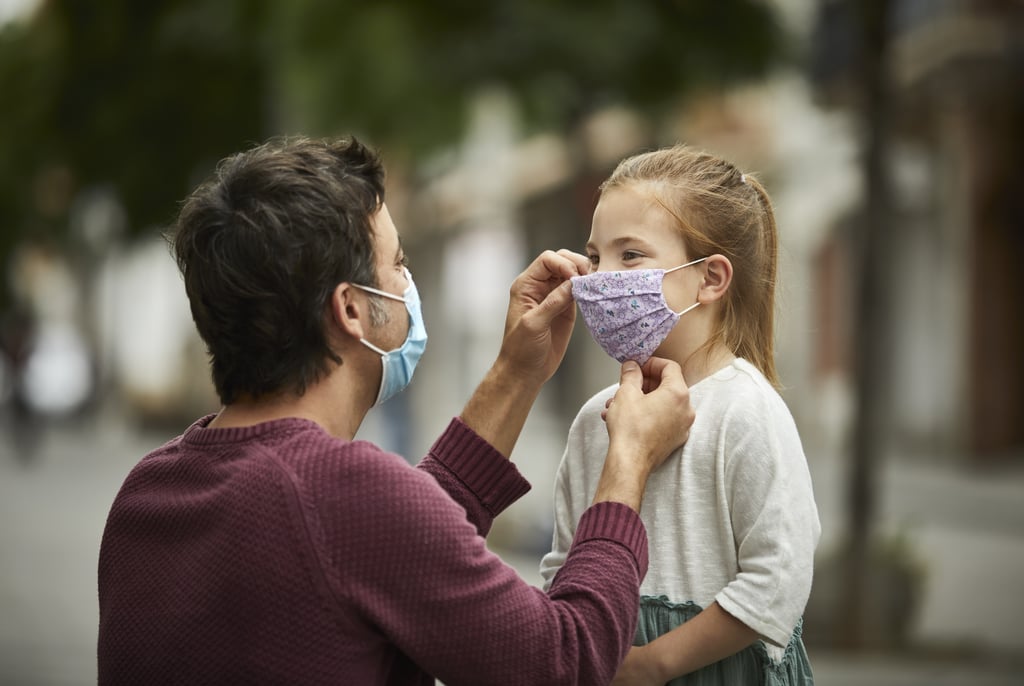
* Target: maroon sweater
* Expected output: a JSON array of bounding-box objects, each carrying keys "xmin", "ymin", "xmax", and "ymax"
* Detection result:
[{"xmin": 97, "ymin": 416, "xmax": 648, "ymax": 685}]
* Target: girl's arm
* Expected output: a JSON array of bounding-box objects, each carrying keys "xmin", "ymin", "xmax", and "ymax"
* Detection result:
[{"xmin": 612, "ymin": 602, "xmax": 758, "ymax": 685}]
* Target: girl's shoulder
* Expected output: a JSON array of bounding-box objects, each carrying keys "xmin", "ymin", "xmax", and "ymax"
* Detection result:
[
  {"xmin": 700, "ymin": 358, "xmax": 796, "ymax": 423},
  {"xmin": 701, "ymin": 358, "xmax": 773, "ymax": 393},
  {"xmin": 568, "ymin": 383, "xmax": 619, "ymax": 433},
  {"xmin": 581, "ymin": 383, "xmax": 619, "ymax": 411}
]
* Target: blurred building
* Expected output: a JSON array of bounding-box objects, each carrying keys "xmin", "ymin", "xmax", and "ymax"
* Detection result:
[
  {"xmin": 376, "ymin": 0, "xmax": 1024, "ymax": 564},
  {"xmin": 390, "ymin": 52, "xmax": 861, "ymax": 554},
  {"xmin": 810, "ymin": 0, "xmax": 1024, "ymax": 464},
  {"xmin": 16, "ymin": 0, "xmax": 1016, "ymax": 553}
]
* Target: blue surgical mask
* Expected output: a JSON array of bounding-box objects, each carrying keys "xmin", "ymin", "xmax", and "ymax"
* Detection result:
[{"xmin": 353, "ymin": 267, "xmax": 428, "ymax": 406}]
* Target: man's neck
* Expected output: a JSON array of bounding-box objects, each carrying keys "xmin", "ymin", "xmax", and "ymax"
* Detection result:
[{"xmin": 209, "ymin": 375, "xmax": 368, "ymax": 440}]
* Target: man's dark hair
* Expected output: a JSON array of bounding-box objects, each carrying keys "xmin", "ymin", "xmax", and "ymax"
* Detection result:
[{"xmin": 169, "ymin": 136, "xmax": 386, "ymax": 405}]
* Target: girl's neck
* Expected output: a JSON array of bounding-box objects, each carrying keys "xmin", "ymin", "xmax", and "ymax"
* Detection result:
[{"xmin": 678, "ymin": 342, "xmax": 737, "ymax": 388}]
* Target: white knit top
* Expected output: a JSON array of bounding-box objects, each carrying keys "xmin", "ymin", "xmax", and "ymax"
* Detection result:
[{"xmin": 540, "ymin": 358, "xmax": 821, "ymax": 648}]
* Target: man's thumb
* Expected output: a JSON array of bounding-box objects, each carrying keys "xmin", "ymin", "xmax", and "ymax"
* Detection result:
[
  {"xmin": 532, "ymin": 280, "xmax": 574, "ymax": 326},
  {"xmin": 619, "ymin": 360, "xmax": 642, "ymax": 389}
]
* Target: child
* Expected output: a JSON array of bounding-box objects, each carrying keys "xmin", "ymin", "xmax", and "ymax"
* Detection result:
[{"xmin": 540, "ymin": 144, "xmax": 820, "ymax": 685}]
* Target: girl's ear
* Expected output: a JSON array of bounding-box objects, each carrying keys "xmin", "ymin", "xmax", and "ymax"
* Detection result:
[
  {"xmin": 328, "ymin": 283, "xmax": 367, "ymax": 343},
  {"xmin": 699, "ymin": 254, "xmax": 733, "ymax": 303}
]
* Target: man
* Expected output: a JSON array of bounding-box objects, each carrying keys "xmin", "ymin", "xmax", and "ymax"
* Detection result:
[{"xmin": 97, "ymin": 136, "xmax": 694, "ymax": 685}]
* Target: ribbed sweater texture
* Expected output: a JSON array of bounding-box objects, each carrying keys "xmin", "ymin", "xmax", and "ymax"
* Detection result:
[{"xmin": 98, "ymin": 415, "xmax": 648, "ymax": 685}]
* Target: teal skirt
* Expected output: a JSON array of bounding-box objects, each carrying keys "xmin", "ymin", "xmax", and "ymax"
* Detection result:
[{"xmin": 635, "ymin": 596, "xmax": 814, "ymax": 686}]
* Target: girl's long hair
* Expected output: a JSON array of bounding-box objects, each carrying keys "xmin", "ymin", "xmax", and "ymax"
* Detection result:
[{"xmin": 601, "ymin": 145, "xmax": 780, "ymax": 388}]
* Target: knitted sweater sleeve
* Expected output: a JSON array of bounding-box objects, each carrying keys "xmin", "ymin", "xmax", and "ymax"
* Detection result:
[
  {"xmin": 332, "ymin": 417, "xmax": 649, "ymax": 686},
  {"xmin": 415, "ymin": 417, "xmax": 528, "ymax": 536}
]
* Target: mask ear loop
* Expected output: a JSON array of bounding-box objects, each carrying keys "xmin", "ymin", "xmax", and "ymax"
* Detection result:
[
  {"xmin": 663, "ymin": 256, "xmax": 707, "ymax": 316},
  {"xmin": 359, "ymin": 337, "xmax": 389, "ymax": 356},
  {"xmin": 352, "ymin": 266, "xmax": 413, "ymax": 302},
  {"xmin": 352, "ymin": 283, "xmax": 406, "ymax": 303},
  {"xmin": 673, "ymin": 301, "xmax": 701, "ymax": 317},
  {"xmin": 351, "ymin": 286, "xmax": 403, "ymax": 355},
  {"xmin": 663, "ymin": 256, "xmax": 707, "ymax": 274}
]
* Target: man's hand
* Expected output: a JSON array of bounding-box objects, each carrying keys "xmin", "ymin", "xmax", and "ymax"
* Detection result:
[
  {"xmin": 461, "ymin": 249, "xmax": 588, "ymax": 458},
  {"xmin": 593, "ymin": 357, "xmax": 694, "ymax": 511},
  {"xmin": 497, "ymin": 249, "xmax": 590, "ymax": 387}
]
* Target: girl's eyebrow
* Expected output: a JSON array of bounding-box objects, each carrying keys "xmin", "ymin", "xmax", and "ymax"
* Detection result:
[{"xmin": 585, "ymin": 235, "xmax": 655, "ymax": 252}]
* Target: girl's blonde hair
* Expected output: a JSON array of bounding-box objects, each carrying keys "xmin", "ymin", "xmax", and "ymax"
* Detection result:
[{"xmin": 601, "ymin": 144, "xmax": 780, "ymax": 388}]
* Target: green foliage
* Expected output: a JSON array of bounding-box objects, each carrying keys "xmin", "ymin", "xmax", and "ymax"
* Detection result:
[
  {"xmin": 276, "ymin": 0, "xmax": 786, "ymax": 152},
  {"xmin": 0, "ymin": 0, "xmax": 784, "ymax": 306},
  {"xmin": 0, "ymin": 0, "xmax": 270, "ymax": 274}
]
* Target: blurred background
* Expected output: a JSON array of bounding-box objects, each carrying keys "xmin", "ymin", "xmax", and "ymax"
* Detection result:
[{"xmin": 0, "ymin": 0, "xmax": 1022, "ymax": 683}]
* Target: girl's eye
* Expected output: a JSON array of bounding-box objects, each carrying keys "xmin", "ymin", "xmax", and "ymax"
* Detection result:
[
  {"xmin": 586, "ymin": 253, "xmax": 600, "ymax": 266},
  {"xmin": 622, "ymin": 250, "xmax": 643, "ymax": 262}
]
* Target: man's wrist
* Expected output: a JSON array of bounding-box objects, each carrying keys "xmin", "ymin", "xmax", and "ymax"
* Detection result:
[
  {"xmin": 591, "ymin": 447, "xmax": 650, "ymax": 512},
  {"xmin": 460, "ymin": 356, "xmax": 544, "ymax": 459},
  {"xmin": 491, "ymin": 346, "xmax": 548, "ymax": 394}
]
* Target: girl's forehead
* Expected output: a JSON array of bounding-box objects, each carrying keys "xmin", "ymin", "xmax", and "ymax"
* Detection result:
[{"xmin": 592, "ymin": 189, "xmax": 682, "ymax": 241}]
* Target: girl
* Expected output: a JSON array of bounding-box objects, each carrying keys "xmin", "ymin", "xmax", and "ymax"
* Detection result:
[{"xmin": 540, "ymin": 144, "xmax": 820, "ymax": 685}]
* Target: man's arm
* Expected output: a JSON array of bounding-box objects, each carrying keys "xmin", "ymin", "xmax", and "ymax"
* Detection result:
[
  {"xmin": 594, "ymin": 357, "xmax": 694, "ymax": 512},
  {"xmin": 366, "ymin": 357, "xmax": 694, "ymax": 685},
  {"xmin": 460, "ymin": 249, "xmax": 587, "ymax": 458},
  {"xmin": 460, "ymin": 247, "xmax": 693, "ymax": 514}
]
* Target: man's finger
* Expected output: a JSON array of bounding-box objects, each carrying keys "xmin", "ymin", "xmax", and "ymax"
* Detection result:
[
  {"xmin": 524, "ymin": 280, "xmax": 575, "ymax": 331},
  {"xmin": 531, "ymin": 249, "xmax": 586, "ymax": 283},
  {"xmin": 640, "ymin": 356, "xmax": 674, "ymax": 379},
  {"xmin": 555, "ymin": 248, "xmax": 591, "ymax": 276},
  {"xmin": 619, "ymin": 360, "xmax": 642, "ymax": 391},
  {"xmin": 641, "ymin": 356, "xmax": 684, "ymax": 394}
]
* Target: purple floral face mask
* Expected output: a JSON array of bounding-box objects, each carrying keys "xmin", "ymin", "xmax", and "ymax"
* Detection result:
[{"xmin": 570, "ymin": 257, "xmax": 706, "ymax": 365}]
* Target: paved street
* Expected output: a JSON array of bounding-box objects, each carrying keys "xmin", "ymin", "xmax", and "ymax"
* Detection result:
[{"xmin": 1, "ymin": 406, "xmax": 1022, "ymax": 685}]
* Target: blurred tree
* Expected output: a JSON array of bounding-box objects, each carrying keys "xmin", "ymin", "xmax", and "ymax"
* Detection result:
[
  {"xmin": 0, "ymin": 0, "xmax": 785, "ymax": 307},
  {"xmin": 844, "ymin": 0, "xmax": 893, "ymax": 649},
  {"xmin": 810, "ymin": 0, "xmax": 899, "ymax": 648},
  {"xmin": 0, "ymin": 0, "xmax": 271, "ymax": 305},
  {"xmin": 274, "ymin": 0, "xmax": 786, "ymax": 156}
]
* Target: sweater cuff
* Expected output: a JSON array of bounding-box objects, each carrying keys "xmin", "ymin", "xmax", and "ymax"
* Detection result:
[
  {"xmin": 428, "ymin": 417, "xmax": 531, "ymax": 515},
  {"xmin": 570, "ymin": 501, "xmax": 649, "ymax": 578}
]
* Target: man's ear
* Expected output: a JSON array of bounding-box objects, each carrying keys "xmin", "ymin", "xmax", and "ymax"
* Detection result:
[
  {"xmin": 329, "ymin": 283, "xmax": 367, "ymax": 343},
  {"xmin": 699, "ymin": 254, "xmax": 733, "ymax": 303}
]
